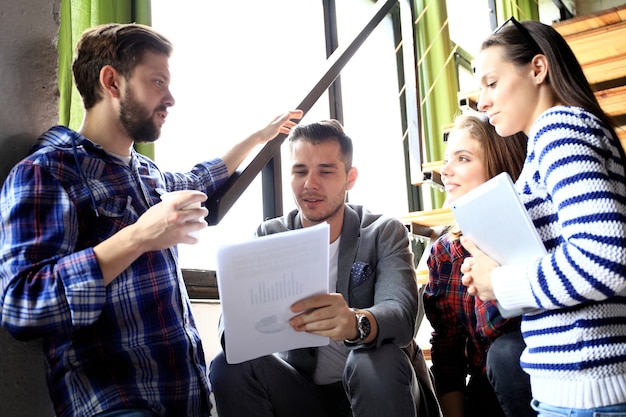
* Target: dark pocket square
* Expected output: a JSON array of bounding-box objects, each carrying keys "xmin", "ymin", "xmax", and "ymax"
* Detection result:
[{"xmin": 351, "ymin": 262, "xmax": 373, "ymax": 287}]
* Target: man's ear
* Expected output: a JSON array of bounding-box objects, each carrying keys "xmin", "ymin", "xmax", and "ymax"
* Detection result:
[
  {"xmin": 346, "ymin": 167, "xmax": 358, "ymax": 191},
  {"xmin": 99, "ymin": 65, "xmax": 123, "ymax": 98},
  {"xmin": 531, "ymin": 54, "xmax": 549, "ymax": 85}
]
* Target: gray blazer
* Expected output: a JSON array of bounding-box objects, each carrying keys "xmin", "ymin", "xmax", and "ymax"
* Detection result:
[{"xmin": 218, "ymin": 204, "xmax": 441, "ymax": 416}]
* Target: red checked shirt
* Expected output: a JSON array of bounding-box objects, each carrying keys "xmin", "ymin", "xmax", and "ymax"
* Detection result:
[{"xmin": 423, "ymin": 232, "xmax": 520, "ymax": 395}]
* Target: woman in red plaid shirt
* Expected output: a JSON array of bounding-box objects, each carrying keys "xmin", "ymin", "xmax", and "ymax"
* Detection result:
[{"xmin": 424, "ymin": 113, "xmax": 534, "ymax": 417}]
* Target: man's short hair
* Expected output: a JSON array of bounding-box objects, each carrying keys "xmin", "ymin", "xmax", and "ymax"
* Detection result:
[
  {"xmin": 72, "ymin": 23, "xmax": 173, "ymax": 109},
  {"xmin": 287, "ymin": 119, "xmax": 353, "ymax": 171}
]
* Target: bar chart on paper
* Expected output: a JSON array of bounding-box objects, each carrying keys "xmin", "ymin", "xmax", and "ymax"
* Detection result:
[
  {"xmin": 216, "ymin": 223, "xmax": 331, "ymax": 363},
  {"xmin": 250, "ymin": 273, "xmax": 304, "ymax": 305}
]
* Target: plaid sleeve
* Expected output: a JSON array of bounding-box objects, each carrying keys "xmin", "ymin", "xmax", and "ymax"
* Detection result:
[
  {"xmin": 0, "ymin": 160, "xmax": 105, "ymax": 340},
  {"xmin": 424, "ymin": 238, "xmax": 472, "ymax": 394},
  {"xmin": 162, "ymin": 157, "xmax": 229, "ymax": 195}
]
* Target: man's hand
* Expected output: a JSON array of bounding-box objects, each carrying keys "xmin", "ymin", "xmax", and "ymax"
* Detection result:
[
  {"xmin": 134, "ymin": 190, "xmax": 208, "ymax": 251},
  {"xmin": 289, "ymin": 293, "xmax": 357, "ymax": 341},
  {"xmin": 94, "ymin": 190, "xmax": 207, "ymax": 286},
  {"xmin": 256, "ymin": 110, "xmax": 304, "ymax": 145},
  {"xmin": 460, "ymin": 236, "xmax": 499, "ymax": 301},
  {"xmin": 221, "ymin": 110, "xmax": 303, "ymax": 176}
]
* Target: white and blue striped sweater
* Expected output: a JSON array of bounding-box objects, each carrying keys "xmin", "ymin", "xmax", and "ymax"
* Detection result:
[{"xmin": 491, "ymin": 106, "xmax": 626, "ymax": 409}]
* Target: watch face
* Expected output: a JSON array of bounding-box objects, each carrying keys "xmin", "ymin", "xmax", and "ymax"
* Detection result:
[{"xmin": 358, "ymin": 314, "xmax": 371, "ymax": 338}]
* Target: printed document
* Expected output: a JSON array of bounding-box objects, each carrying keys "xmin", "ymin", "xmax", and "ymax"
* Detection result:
[{"xmin": 216, "ymin": 222, "xmax": 330, "ymax": 364}]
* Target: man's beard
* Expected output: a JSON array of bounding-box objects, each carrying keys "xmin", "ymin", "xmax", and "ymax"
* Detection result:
[
  {"xmin": 299, "ymin": 193, "xmax": 345, "ymax": 224},
  {"xmin": 119, "ymin": 86, "xmax": 163, "ymax": 143}
]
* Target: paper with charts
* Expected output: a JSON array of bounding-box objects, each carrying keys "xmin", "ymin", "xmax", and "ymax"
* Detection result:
[{"xmin": 216, "ymin": 222, "xmax": 330, "ymax": 364}]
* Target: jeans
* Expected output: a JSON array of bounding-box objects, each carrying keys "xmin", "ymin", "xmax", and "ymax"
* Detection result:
[
  {"xmin": 487, "ymin": 331, "xmax": 536, "ymax": 417},
  {"xmin": 531, "ymin": 399, "xmax": 626, "ymax": 417},
  {"xmin": 465, "ymin": 373, "xmax": 506, "ymax": 417}
]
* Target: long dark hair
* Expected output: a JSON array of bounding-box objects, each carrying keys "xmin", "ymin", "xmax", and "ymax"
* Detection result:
[{"xmin": 481, "ymin": 20, "xmax": 624, "ymax": 163}]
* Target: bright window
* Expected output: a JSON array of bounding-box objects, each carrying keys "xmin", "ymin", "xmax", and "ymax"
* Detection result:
[{"xmin": 152, "ymin": 1, "xmax": 409, "ymax": 270}]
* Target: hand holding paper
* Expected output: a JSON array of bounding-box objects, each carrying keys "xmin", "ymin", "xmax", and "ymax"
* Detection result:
[
  {"xmin": 216, "ymin": 223, "xmax": 331, "ymax": 364},
  {"xmin": 289, "ymin": 293, "xmax": 357, "ymax": 341}
]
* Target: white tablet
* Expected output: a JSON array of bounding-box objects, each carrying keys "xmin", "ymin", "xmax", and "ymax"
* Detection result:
[
  {"xmin": 450, "ymin": 172, "xmax": 547, "ymax": 317},
  {"xmin": 450, "ymin": 172, "xmax": 546, "ymax": 266}
]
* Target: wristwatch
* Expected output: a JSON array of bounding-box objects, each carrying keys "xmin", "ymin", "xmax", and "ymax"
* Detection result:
[{"xmin": 345, "ymin": 308, "xmax": 371, "ymax": 344}]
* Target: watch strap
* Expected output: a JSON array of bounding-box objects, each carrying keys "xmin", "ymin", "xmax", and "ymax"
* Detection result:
[{"xmin": 344, "ymin": 307, "xmax": 370, "ymax": 344}]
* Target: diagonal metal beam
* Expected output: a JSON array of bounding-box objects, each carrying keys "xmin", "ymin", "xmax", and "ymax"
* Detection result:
[{"xmin": 206, "ymin": 0, "xmax": 399, "ymax": 225}]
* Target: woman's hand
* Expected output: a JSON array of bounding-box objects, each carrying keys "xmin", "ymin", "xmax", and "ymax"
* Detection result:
[{"xmin": 460, "ymin": 236, "xmax": 499, "ymax": 301}]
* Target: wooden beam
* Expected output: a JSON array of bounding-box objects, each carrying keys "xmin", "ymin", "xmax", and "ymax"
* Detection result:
[
  {"xmin": 553, "ymin": 5, "xmax": 626, "ymax": 37},
  {"xmin": 422, "ymin": 160, "xmax": 444, "ymax": 173},
  {"xmin": 559, "ymin": 21, "xmax": 626, "ymax": 74},
  {"xmin": 580, "ymin": 53, "xmax": 626, "ymax": 86},
  {"xmin": 400, "ymin": 207, "xmax": 454, "ymax": 228},
  {"xmin": 595, "ymin": 85, "xmax": 626, "ymax": 117}
]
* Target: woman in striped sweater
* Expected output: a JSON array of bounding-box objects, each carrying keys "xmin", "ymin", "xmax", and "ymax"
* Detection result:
[{"xmin": 461, "ymin": 18, "xmax": 626, "ymax": 417}]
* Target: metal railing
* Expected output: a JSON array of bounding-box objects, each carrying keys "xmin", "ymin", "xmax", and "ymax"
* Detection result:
[{"xmin": 205, "ymin": 0, "xmax": 420, "ymax": 225}]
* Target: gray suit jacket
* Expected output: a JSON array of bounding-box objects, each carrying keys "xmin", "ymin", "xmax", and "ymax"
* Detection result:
[
  {"xmin": 218, "ymin": 204, "xmax": 441, "ymax": 416},
  {"xmin": 256, "ymin": 204, "xmax": 418, "ymax": 374}
]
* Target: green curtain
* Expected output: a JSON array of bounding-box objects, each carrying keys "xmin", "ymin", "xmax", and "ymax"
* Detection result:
[
  {"xmin": 494, "ymin": 0, "xmax": 540, "ymax": 23},
  {"xmin": 412, "ymin": 0, "xmax": 459, "ymax": 208},
  {"xmin": 57, "ymin": 0, "xmax": 154, "ymax": 158},
  {"xmin": 409, "ymin": 0, "xmax": 539, "ymax": 209}
]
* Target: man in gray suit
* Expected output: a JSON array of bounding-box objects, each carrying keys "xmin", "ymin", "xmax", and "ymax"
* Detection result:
[{"xmin": 209, "ymin": 120, "xmax": 439, "ymax": 417}]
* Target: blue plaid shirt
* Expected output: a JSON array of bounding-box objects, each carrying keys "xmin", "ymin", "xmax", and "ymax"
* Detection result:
[{"xmin": 0, "ymin": 126, "xmax": 228, "ymax": 417}]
